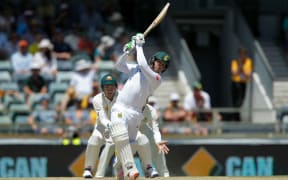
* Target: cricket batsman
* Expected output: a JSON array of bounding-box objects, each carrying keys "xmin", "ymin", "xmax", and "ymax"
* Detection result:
[{"xmin": 109, "ymin": 33, "xmax": 170, "ymax": 180}]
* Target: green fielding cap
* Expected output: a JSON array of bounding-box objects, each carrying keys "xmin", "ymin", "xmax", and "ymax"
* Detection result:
[
  {"xmin": 192, "ymin": 81, "xmax": 202, "ymax": 90},
  {"xmin": 101, "ymin": 74, "xmax": 117, "ymax": 86},
  {"xmin": 153, "ymin": 51, "xmax": 170, "ymax": 65}
]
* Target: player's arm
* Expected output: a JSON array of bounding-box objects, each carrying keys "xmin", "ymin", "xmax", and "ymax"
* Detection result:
[
  {"xmin": 134, "ymin": 34, "xmax": 161, "ymax": 82},
  {"xmin": 146, "ymin": 105, "xmax": 170, "ymax": 154},
  {"xmin": 92, "ymin": 95, "xmax": 111, "ymax": 128},
  {"xmin": 114, "ymin": 53, "xmax": 130, "ymax": 73},
  {"xmin": 115, "ymin": 40, "xmax": 137, "ymax": 73}
]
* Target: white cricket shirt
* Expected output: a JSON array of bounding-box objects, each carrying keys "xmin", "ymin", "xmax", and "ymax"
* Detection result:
[{"xmin": 115, "ymin": 45, "xmax": 162, "ymax": 111}]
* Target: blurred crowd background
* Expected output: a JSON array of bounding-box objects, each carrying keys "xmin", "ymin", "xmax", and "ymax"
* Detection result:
[{"xmin": 1, "ymin": 0, "xmax": 288, "ymax": 141}]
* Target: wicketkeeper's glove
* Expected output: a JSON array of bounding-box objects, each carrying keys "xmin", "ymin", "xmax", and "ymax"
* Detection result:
[{"xmin": 132, "ymin": 33, "xmax": 145, "ymax": 46}]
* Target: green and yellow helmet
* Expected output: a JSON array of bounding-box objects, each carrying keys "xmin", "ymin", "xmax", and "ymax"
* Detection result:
[
  {"xmin": 100, "ymin": 74, "xmax": 117, "ymax": 87},
  {"xmin": 150, "ymin": 51, "xmax": 170, "ymax": 72}
]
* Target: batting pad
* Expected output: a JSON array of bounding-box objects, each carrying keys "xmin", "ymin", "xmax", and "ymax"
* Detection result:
[{"xmin": 110, "ymin": 122, "xmax": 138, "ymax": 176}]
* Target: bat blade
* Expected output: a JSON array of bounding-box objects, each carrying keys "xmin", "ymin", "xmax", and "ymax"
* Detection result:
[{"xmin": 143, "ymin": 2, "xmax": 170, "ymax": 37}]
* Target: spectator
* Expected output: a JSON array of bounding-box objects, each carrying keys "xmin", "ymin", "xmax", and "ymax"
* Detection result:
[
  {"xmin": 161, "ymin": 92, "xmax": 192, "ymax": 135},
  {"xmin": 70, "ymin": 59, "xmax": 97, "ymax": 98},
  {"xmin": 33, "ymin": 38, "xmax": 58, "ymax": 80},
  {"xmin": 5, "ymin": 32, "xmax": 20, "ymax": 57},
  {"xmin": 184, "ymin": 81, "xmax": 211, "ymax": 119},
  {"xmin": 64, "ymin": 25, "xmax": 81, "ymax": 51},
  {"xmin": 81, "ymin": 81, "xmax": 100, "ymax": 109},
  {"xmin": 52, "ymin": 29, "xmax": 72, "ymax": 60},
  {"xmin": 63, "ymin": 97, "xmax": 94, "ymax": 135},
  {"xmin": 78, "ymin": 32, "xmax": 95, "ymax": 56},
  {"xmin": 184, "ymin": 81, "xmax": 211, "ymax": 111},
  {"xmin": 79, "ymin": 5, "xmax": 104, "ymax": 37},
  {"xmin": 230, "ymin": 47, "xmax": 253, "ymax": 108},
  {"xmin": 105, "ymin": 11, "xmax": 125, "ymax": 38},
  {"xmin": 11, "ymin": 39, "xmax": 33, "ymax": 82},
  {"xmin": 54, "ymin": 2, "xmax": 75, "ymax": 31},
  {"xmin": 23, "ymin": 62, "xmax": 48, "ymax": 105},
  {"xmin": 94, "ymin": 35, "xmax": 116, "ymax": 64},
  {"xmin": 27, "ymin": 94, "xmax": 64, "ymax": 135},
  {"xmin": 28, "ymin": 33, "xmax": 43, "ymax": 55},
  {"xmin": 81, "ymin": 81, "xmax": 100, "ymax": 124},
  {"xmin": 60, "ymin": 86, "xmax": 79, "ymax": 112},
  {"xmin": 184, "ymin": 81, "xmax": 210, "ymax": 135},
  {"xmin": 0, "ymin": 25, "xmax": 9, "ymax": 59}
]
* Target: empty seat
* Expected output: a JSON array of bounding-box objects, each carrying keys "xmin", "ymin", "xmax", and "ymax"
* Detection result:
[
  {"xmin": 0, "ymin": 61, "xmax": 12, "ymax": 72},
  {"xmin": 56, "ymin": 71, "xmax": 73, "ymax": 84},
  {"xmin": 53, "ymin": 92, "xmax": 65, "ymax": 106},
  {"xmin": 49, "ymin": 82, "xmax": 69, "ymax": 98},
  {"xmin": 0, "ymin": 114, "xmax": 12, "ymax": 125},
  {"xmin": 0, "ymin": 71, "xmax": 12, "ymax": 83},
  {"xmin": 9, "ymin": 104, "xmax": 30, "ymax": 123},
  {"xmin": 71, "ymin": 52, "xmax": 91, "ymax": 66},
  {"xmin": 57, "ymin": 61, "xmax": 73, "ymax": 71},
  {"xmin": 3, "ymin": 93, "xmax": 25, "ymax": 109},
  {"xmin": 14, "ymin": 114, "xmax": 30, "ymax": 124},
  {"xmin": 0, "ymin": 114, "xmax": 13, "ymax": 133},
  {"xmin": 0, "ymin": 82, "xmax": 19, "ymax": 91}
]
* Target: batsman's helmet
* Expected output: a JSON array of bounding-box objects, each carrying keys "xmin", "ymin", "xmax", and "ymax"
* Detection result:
[
  {"xmin": 101, "ymin": 74, "xmax": 117, "ymax": 88},
  {"xmin": 150, "ymin": 51, "xmax": 170, "ymax": 72}
]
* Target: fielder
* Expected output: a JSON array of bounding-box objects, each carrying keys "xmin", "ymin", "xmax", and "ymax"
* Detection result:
[
  {"xmin": 95, "ymin": 103, "xmax": 170, "ymax": 178},
  {"xmin": 83, "ymin": 74, "xmax": 163, "ymax": 179},
  {"xmin": 109, "ymin": 33, "xmax": 170, "ymax": 180}
]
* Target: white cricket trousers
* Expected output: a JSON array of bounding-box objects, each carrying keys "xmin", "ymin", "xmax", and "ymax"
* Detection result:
[{"xmin": 111, "ymin": 103, "xmax": 144, "ymax": 141}]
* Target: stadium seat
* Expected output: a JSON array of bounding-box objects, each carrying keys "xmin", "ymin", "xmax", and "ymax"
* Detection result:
[
  {"xmin": 0, "ymin": 71, "xmax": 12, "ymax": 83},
  {"xmin": 0, "ymin": 114, "xmax": 13, "ymax": 133},
  {"xmin": 52, "ymin": 92, "xmax": 65, "ymax": 106},
  {"xmin": 0, "ymin": 61, "xmax": 12, "ymax": 72},
  {"xmin": 49, "ymin": 82, "xmax": 69, "ymax": 98},
  {"xmin": 9, "ymin": 103, "xmax": 30, "ymax": 123},
  {"xmin": 14, "ymin": 114, "xmax": 29, "ymax": 124},
  {"xmin": 56, "ymin": 71, "xmax": 74, "ymax": 84},
  {"xmin": 0, "ymin": 105, "xmax": 5, "ymax": 114},
  {"xmin": 57, "ymin": 61, "xmax": 73, "ymax": 71},
  {"xmin": 0, "ymin": 114, "xmax": 12, "ymax": 125},
  {"xmin": 71, "ymin": 51, "xmax": 92, "ymax": 66},
  {"xmin": 27, "ymin": 93, "xmax": 45, "ymax": 109},
  {"xmin": 97, "ymin": 61, "xmax": 118, "ymax": 80},
  {"xmin": 3, "ymin": 93, "xmax": 25, "ymax": 109},
  {"xmin": 0, "ymin": 82, "xmax": 19, "ymax": 91}
]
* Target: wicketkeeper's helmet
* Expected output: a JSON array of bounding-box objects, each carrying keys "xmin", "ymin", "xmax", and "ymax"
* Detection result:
[
  {"xmin": 101, "ymin": 74, "xmax": 117, "ymax": 88},
  {"xmin": 150, "ymin": 51, "xmax": 170, "ymax": 72}
]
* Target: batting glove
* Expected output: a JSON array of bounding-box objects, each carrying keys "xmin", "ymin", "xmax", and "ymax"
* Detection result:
[
  {"xmin": 123, "ymin": 39, "xmax": 135, "ymax": 54},
  {"xmin": 132, "ymin": 33, "xmax": 145, "ymax": 46}
]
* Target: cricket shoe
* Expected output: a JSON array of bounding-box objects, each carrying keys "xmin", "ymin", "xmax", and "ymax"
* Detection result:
[
  {"xmin": 145, "ymin": 167, "xmax": 159, "ymax": 178},
  {"xmin": 83, "ymin": 168, "xmax": 93, "ymax": 178},
  {"xmin": 128, "ymin": 170, "xmax": 139, "ymax": 180}
]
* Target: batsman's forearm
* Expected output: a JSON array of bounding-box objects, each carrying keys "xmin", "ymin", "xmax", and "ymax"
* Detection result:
[{"xmin": 115, "ymin": 53, "xmax": 129, "ymax": 73}]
